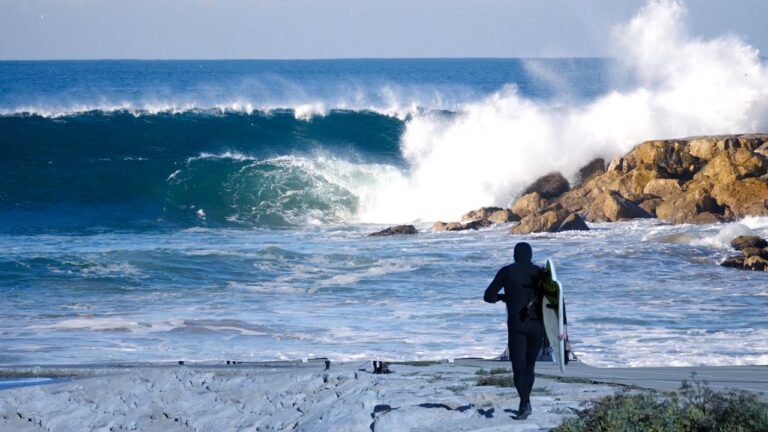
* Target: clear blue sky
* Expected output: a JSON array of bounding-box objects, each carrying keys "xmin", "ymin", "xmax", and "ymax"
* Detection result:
[{"xmin": 0, "ymin": 0, "xmax": 766, "ymax": 60}]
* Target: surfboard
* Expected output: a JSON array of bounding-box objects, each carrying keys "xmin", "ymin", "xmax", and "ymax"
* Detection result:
[{"xmin": 541, "ymin": 258, "xmax": 565, "ymax": 373}]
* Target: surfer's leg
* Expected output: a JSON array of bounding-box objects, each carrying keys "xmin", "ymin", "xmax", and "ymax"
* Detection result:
[
  {"xmin": 524, "ymin": 323, "xmax": 544, "ymax": 400},
  {"xmin": 507, "ymin": 331, "xmax": 530, "ymax": 405}
]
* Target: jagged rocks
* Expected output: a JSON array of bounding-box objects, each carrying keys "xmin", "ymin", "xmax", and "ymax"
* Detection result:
[
  {"xmin": 576, "ymin": 158, "xmax": 606, "ymax": 185},
  {"xmin": 509, "ymin": 209, "xmax": 589, "ymax": 235},
  {"xmin": 369, "ymin": 225, "xmax": 418, "ymax": 236},
  {"xmin": 721, "ymin": 235, "xmax": 768, "ymax": 271},
  {"xmin": 522, "ymin": 172, "xmax": 570, "ymax": 199},
  {"xmin": 585, "ymin": 191, "xmax": 652, "ymax": 222},
  {"xmin": 558, "ymin": 213, "xmax": 590, "ymax": 232},
  {"xmin": 642, "ymin": 178, "xmax": 681, "ymax": 199},
  {"xmin": 432, "ymin": 222, "xmax": 463, "ymax": 232},
  {"xmin": 461, "ymin": 207, "xmax": 519, "ymax": 224},
  {"xmin": 432, "ymin": 218, "xmax": 494, "ymax": 232},
  {"xmin": 731, "ymin": 236, "xmax": 768, "ymax": 250},
  {"xmin": 511, "ymin": 193, "xmax": 546, "ymax": 219}
]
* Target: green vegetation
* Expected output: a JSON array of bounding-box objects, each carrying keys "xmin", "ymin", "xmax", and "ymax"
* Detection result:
[
  {"xmin": 554, "ymin": 375, "xmax": 768, "ymax": 432},
  {"xmin": 475, "ymin": 367, "xmax": 511, "ymax": 376},
  {"xmin": 476, "ymin": 374, "xmax": 515, "ymax": 387}
]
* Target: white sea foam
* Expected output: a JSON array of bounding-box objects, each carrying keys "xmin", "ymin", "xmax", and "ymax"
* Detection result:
[{"xmin": 358, "ymin": 0, "xmax": 768, "ymax": 223}]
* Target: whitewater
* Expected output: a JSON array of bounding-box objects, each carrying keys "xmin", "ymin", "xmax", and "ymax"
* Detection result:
[{"xmin": 1, "ymin": 0, "xmax": 767, "ymax": 368}]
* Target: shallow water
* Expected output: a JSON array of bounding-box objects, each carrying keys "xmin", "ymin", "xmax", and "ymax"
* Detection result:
[{"xmin": 2, "ymin": 218, "xmax": 767, "ymax": 367}]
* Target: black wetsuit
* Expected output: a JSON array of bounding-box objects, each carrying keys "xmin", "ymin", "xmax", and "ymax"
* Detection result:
[{"xmin": 483, "ymin": 242, "xmax": 543, "ymax": 409}]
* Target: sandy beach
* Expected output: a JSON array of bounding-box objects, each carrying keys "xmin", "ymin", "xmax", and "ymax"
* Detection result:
[{"xmin": 0, "ymin": 359, "xmax": 625, "ymax": 432}]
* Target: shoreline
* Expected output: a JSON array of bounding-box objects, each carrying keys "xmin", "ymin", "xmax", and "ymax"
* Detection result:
[{"xmin": 1, "ymin": 358, "xmax": 765, "ymax": 431}]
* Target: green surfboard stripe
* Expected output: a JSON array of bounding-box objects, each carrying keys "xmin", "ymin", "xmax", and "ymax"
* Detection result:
[{"xmin": 542, "ymin": 260, "xmax": 559, "ymax": 317}]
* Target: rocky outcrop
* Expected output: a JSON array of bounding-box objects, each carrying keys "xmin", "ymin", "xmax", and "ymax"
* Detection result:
[
  {"xmin": 721, "ymin": 236, "xmax": 768, "ymax": 271},
  {"xmin": 445, "ymin": 134, "xmax": 768, "ymax": 236},
  {"xmin": 558, "ymin": 213, "xmax": 590, "ymax": 232},
  {"xmin": 370, "ymin": 225, "xmax": 418, "ymax": 236},
  {"xmin": 559, "ymin": 135, "xmax": 768, "ymax": 225}
]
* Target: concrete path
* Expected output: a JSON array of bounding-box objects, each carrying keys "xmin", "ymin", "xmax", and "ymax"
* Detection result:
[{"xmin": 455, "ymin": 358, "xmax": 768, "ymax": 398}]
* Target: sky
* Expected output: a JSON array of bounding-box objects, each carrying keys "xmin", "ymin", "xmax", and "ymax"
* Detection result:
[{"xmin": 0, "ymin": 0, "xmax": 766, "ymax": 60}]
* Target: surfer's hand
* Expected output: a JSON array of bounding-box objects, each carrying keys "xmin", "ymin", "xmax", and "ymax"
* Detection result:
[{"xmin": 559, "ymin": 326, "xmax": 568, "ymax": 341}]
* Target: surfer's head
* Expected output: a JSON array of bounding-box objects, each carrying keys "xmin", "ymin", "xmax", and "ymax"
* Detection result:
[{"xmin": 513, "ymin": 242, "xmax": 533, "ymax": 263}]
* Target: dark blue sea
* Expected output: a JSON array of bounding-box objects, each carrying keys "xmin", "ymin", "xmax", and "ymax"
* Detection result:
[{"xmin": 1, "ymin": 54, "xmax": 767, "ymax": 367}]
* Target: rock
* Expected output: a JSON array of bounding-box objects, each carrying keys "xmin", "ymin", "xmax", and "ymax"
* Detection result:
[
  {"xmin": 642, "ymin": 178, "xmax": 681, "ymax": 199},
  {"xmin": 688, "ymin": 137, "xmax": 719, "ymax": 161},
  {"xmin": 711, "ymin": 178, "xmax": 768, "ymax": 219},
  {"xmin": 432, "ymin": 222, "xmax": 462, "ymax": 232},
  {"xmin": 638, "ymin": 197, "xmax": 664, "ymax": 217},
  {"xmin": 522, "ymin": 172, "xmax": 570, "ymax": 199},
  {"xmin": 655, "ymin": 183, "xmax": 725, "ymax": 224},
  {"xmin": 509, "ymin": 208, "xmax": 568, "ymax": 235},
  {"xmin": 556, "ymin": 170, "xmax": 622, "ymax": 214},
  {"xmin": 585, "ymin": 191, "xmax": 652, "ymax": 222},
  {"xmin": 607, "ymin": 156, "xmax": 629, "ymax": 173},
  {"xmin": 693, "ymin": 212, "xmax": 725, "ymax": 224},
  {"xmin": 487, "ymin": 209, "xmax": 520, "ymax": 223},
  {"xmin": 610, "ymin": 166, "xmax": 663, "ymax": 201},
  {"xmin": 730, "ymin": 236, "xmax": 768, "ymax": 250},
  {"xmin": 369, "ymin": 225, "xmax": 418, "ymax": 236},
  {"xmin": 744, "ymin": 255, "xmax": 768, "ymax": 271},
  {"xmin": 720, "ymin": 256, "xmax": 745, "ymax": 269},
  {"xmin": 576, "ymin": 158, "xmax": 605, "ymax": 185},
  {"xmin": 558, "ymin": 213, "xmax": 590, "ymax": 232},
  {"xmin": 624, "ymin": 140, "xmax": 703, "ymax": 180},
  {"xmin": 461, "ymin": 207, "xmax": 504, "ymax": 222},
  {"xmin": 462, "ymin": 219, "xmax": 493, "ymax": 230},
  {"xmin": 741, "ymin": 247, "xmax": 763, "ymax": 257},
  {"xmin": 696, "ymin": 147, "xmax": 767, "ymax": 183},
  {"xmin": 757, "ymin": 142, "xmax": 768, "ymax": 158},
  {"xmin": 511, "ymin": 192, "xmax": 546, "ymax": 218}
]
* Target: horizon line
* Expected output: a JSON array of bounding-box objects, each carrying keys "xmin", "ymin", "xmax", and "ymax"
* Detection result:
[{"xmin": 0, "ymin": 56, "xmax": 613, "ymax": 62}]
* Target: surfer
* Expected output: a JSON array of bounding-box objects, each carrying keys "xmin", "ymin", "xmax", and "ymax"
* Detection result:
[{"xmin": 483, "ymin": 242, "xmax": 545, "ymax": 420}]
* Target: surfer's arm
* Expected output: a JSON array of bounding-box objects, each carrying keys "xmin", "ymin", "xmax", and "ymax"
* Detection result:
[{"xmin": 483, "ymin": 269, "xmax": 505, "ymax": 303}]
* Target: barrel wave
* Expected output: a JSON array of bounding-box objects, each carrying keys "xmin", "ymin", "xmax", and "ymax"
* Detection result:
[{"xmin": 0, "ymin": 110, "xmax": 405, "ymax": 230}]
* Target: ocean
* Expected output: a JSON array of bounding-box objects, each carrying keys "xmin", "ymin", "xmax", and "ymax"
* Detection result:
[{"xmin": 2, "ymin": 5, "xmax": 768, "ymax": 368}]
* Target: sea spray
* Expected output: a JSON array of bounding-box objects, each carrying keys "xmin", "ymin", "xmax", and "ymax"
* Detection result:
[{"xmin": 360, "ymin": 0, "xmax": 768, "ymax": 223}]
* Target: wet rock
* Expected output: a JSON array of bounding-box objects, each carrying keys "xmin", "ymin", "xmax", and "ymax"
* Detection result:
[
  {"xmin": 461, "ymin": 207, "xmax": 505, "ymax": 222},
  {"xmin": 744, "ymin": 256, "xmax": 768, "ymax": 271},
  {"xmin": 522, "ymin": 172, "xmax": 570, "ymax": 199},
  {"xmin": 462, "ymin": 219, "xmax": 494, "ymax": 230},
  {"xmin": 722, "ymin": 236, "xmax": 768, "ymax": 271},
  {"xmin": 369, "ymin": 225, "xmax": 417, "ymax": 236},
  {"xmin": 720, "ymin": 256, "xmax": 745, "ymax": 268},
  {"xmin": 432, "ymin": 222, "xmax": 462, "ymax": 232},
  {"xmin": 509, "ymin": 208, "xmax": 568, "ymax": 235},
  {"xmin": 558, "ymin": 213, "xmax": 589, "ymax": 232},
  {"xmin": 731, "ymin": 236, "xmax": 768, "ymax": 250}
]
